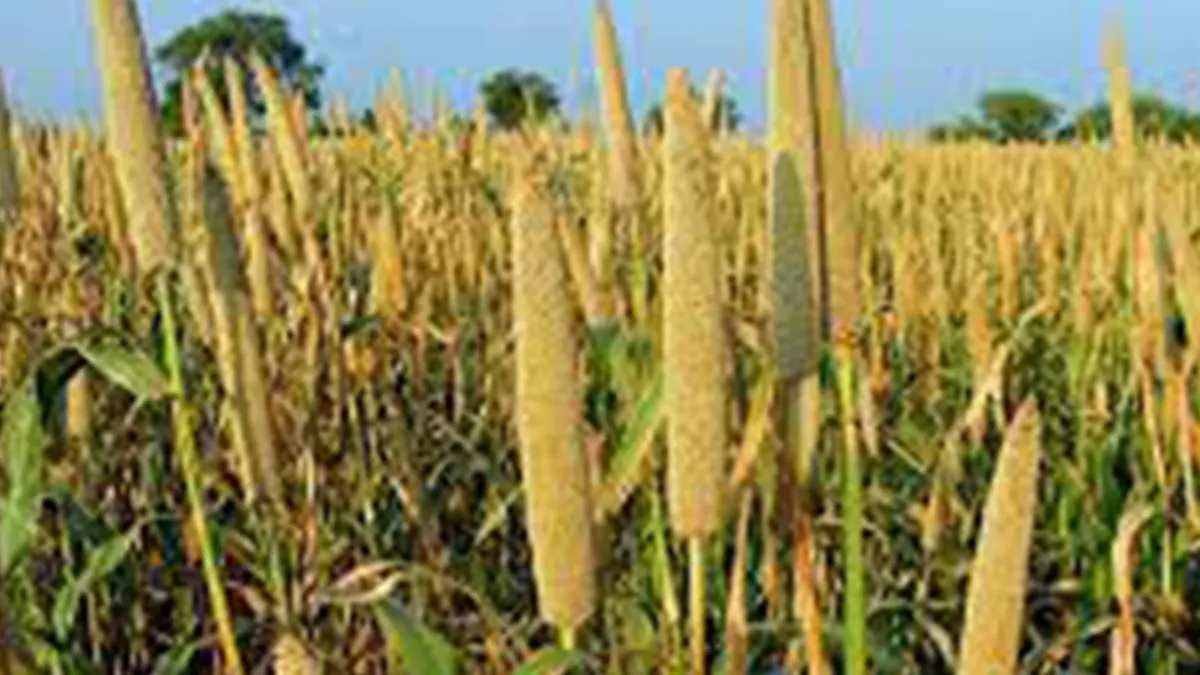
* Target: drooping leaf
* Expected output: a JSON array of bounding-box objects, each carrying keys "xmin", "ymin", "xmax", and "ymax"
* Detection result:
[
  {"xmin": 596, "ymin": 371, "xmax": 664, "ymax": 519},
  {"xmin": 1, "ymin": 336, "xmax": 167, "ymax": 575},
  {"xmin": 73, "ymin": 334, "xmax": 170, "ymax": 401},
  {"xmin": 373, "ymin": 597, "xmax": 460, "ymax": 675}
]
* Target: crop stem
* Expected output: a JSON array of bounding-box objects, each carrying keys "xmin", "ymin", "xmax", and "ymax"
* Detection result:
[{"xmin": 155, "ymin": 273, "xmax": 245, "ymax": 675}]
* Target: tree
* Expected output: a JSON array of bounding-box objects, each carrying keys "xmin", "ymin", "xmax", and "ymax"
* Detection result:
[
  {"xmin": 977, "ymin": 90, "xmax": 1062, "ymax": 143},
  {"xmin": 929, "ymin": 115, "xmax": 995, "ymax": 143},
  {"xmin": 929, "ymin": 89, "xmax": 1061, "ymax": 144},
  {"xmin": 1059, "ymin": 94, "xmax": 1200, "ymax": 144},
  {"xmin": 643, "ymin": 90, "xmax": 742, "ymax": 136},
  {"xmin": 359, "ymin": 109, "xmax": 379, "ymax": 133},
  {"xmin": 479, "ymin": 70, "xmax": 561, "ymax": 131},
  {"xmin": 154, "ymin": 10, "xmax": 324, "ymax": 135}
]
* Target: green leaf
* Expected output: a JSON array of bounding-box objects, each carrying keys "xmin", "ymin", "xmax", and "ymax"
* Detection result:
[
  {"xmin": 1, "ymin": 376, "xmax": 50, "ymax": 575},
  {"xmin": 596, "ymin": 372, "xmax": 664, "ymax": 518},
  {"xmin": 0, "ymin": 336, "xmax": 165, "ymax": 576},
  {"xmin": 152, "ymin": 635, "xmax": 213, "ymax": 675},
  {"xmin": 373, "ymin": 598, "xmax": 460, "ymax": 675},
  {"xmin": 73, "ymin": 333, "xmax": 170, "ymax": 401},
  {"xmin": 513, "ymin": 648, "xmax": 585, "ymax": 675},
  {"xmin": 53, "ymin": 522, "xmax": 143, "ymax": 640},
  {"xmin": 1, "ymin": 382, "xmax": 45, "ymax": 506},
  {"xmin": 342, "ymin": 314, "xmax": 381, "ymax": 339}
]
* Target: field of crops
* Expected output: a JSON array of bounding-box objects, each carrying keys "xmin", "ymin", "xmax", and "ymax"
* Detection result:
[{"xmin": 2, "ymin": 1, "xmax": 1199, "ymax": 674}]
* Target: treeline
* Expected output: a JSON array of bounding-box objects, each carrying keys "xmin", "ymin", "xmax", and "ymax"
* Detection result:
[
  {"xmin": 930, "ymin": 88, "xmax": 1200, "ymax": 145},
  {"xmin": 149, "ymin": 10, "xmax": 1200, "ymax": 147}
]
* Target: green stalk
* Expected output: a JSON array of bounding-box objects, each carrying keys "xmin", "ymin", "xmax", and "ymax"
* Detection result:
[
  {"xmin": 555, "ymin": 626, "xmax": 578, "ymax": 675},
  {"xmin": 835, "ymin": 340, "xmax": 865, "ymax": 675},
  {"xmin": 560, "ymin": 626, "xmax": 577, "ymax": 651},
  {"xmin": 688, "ymin": 538, "xmax": 706, "ymax": 675},
  {"xmin": 155, "ymin": 273, "xmax": 245, "ymax": 675},
  {"xmin": 649, "ymin": 488, "xmax": 683, "ymax": 666}
]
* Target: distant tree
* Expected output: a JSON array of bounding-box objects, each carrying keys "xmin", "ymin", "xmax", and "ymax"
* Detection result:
[
  {"xmin": 929, "ymin": 89, "xmax": 1061, "ymax": 144},
  {"xmin": 154, "ymin": 10, "xmax": 325, "ymax": 136},
  {"xmin": 479, "ymin": 70, "xmax": 561, "ymax": 130},
  {"xmin": 978, "ymin": 90, "xmax": 1062, "ymax": 143},
  {"xmin": 929, "ymin": 115, "xmax": 996, "ymax": 143},
  {"xmin": 1059, "ymin": 93, "xmax": 1200, "ymax": 144},
  {"xmin": 359, "ymin": 109, "xmax": 379, "ymax": 133},
  {"xmin": 643, "ymin": 90, "xmax": 742, "ymax": 136}
]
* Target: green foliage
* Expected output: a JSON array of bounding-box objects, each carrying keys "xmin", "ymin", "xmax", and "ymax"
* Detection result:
[
  {"xmin": 513, "ymin": 648, "xmax": 586, "ymax": 674},
  {"xmin": 930, "ymin": 90, "xmax": 1062, "ymax": 143},
  {"xmin": 52, "ymin": 522, "xmax": 143, "ymax": 641},
  {"xmin": 74, "ymin": 337, "xmax": 170, "ymax": 403},
  {"xmin": 929, "ymin": 115, "xmax": 996, "ymax": 143},
  {"xmin": 359, "ymin": 108, "xmax": 379, "ymax": 132},
  {"xmin": 373, "ymin": 598, "xmax": 462, "ymax": 675},
  {"xmin": 1, "ymin": 335, "xmax": 167, "ymax": 576},
  {"xmin": 0, "ymin": 336, "xmax": 168, "ymax": 671},
  {"xmin": 1059, "ymin": 93, "xmax": 1200, "ymax": 143},
  {"xmin": 0, "ymin": 370, "xmax": 47, "ymax": 577},
  {"xmin": 153, "ymin": 10, "xmax": 325, "ymax": 135},
  {"xmin": 932, "ymin": 87, "xmax": 1200, "ymax": 146},
  {"xmin": 929, "ymin": 89, "xmax": 1063, "ymax": 144},
  {"xmin": 151, "ymin": 638, "xmax": 211, "ymax": 675},
  {"xmin": 479, "ymin": 69, "xmax": 561, "ymax": 130},
  {"xmin": 978, "ymin": 90, "xmax": 1063, "ymax": 143},
  {"xmin": 595, "ymin": 369, "xmax": 663, "ymax": 518}
]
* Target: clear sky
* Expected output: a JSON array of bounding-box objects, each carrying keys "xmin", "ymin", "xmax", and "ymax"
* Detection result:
[{"xmin": 1, "ymin": 0, "xmax": 1197, "ymax": 132}]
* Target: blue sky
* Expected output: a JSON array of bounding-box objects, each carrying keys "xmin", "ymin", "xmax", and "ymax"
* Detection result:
[{"xmin": 1, "ymin": 0, "xmax": 1197, "ymax": 132}]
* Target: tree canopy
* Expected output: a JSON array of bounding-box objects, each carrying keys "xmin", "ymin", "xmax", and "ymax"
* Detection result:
[
  {"xmin": 479, "ymin": 70, "xmax": 561, "ymax": 131},
  {"xmin": 978, "ymin": 90, "xmax": 1063, "ymax": 143},
  {"xmin": 154, "ymin": 10, "xmax": 324, "ymax": 135},
  {"xmin": 931, "ymin": 87, "xmax": 1200, "ymax": 145},
  {"xmin": 1059, "ymin": 93, "xmax": 1200, "ymax": 143},
  {"xmin": 929, "ymin": 115, "xmax": 996, "ymax": 143},
  {"xmin": 929, "ymin": 90, "xmax": 1062, "ymax": 144}
]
